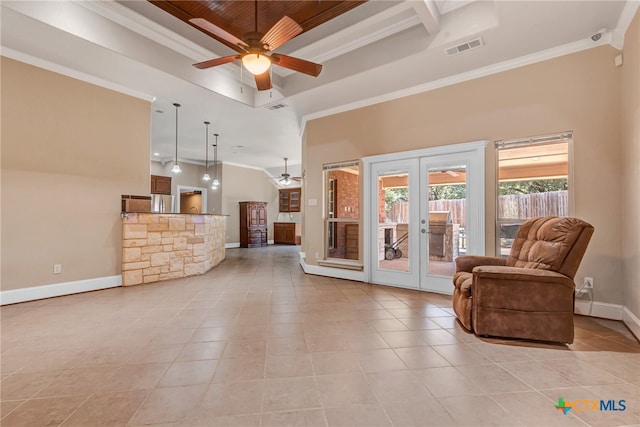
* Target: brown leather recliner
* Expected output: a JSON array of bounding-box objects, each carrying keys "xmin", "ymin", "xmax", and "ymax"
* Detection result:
[{"xmin": 452, "ymin": 216, "xmax": 594, "ymax": 344}]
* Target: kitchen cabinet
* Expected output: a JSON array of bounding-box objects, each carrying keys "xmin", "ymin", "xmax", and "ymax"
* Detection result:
[
  {"xmin": 279, "ymin": 188, "xmax": 301, "ymax": 212},
  {"xmin": 274, "ymin": 222, "xmax": 298, "ymax": 245},
  {"xmin": 239, "ymin": 201, "xmax": 268, "ymax": 248},
  {"xmin": 151, "ymin": 175, "xmax": 172, "ymax": 195}
]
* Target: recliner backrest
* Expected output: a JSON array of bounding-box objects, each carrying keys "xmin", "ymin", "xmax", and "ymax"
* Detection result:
[{"xmin": 507, "ymin": 216, "xmax": 594, "ymax": 278}]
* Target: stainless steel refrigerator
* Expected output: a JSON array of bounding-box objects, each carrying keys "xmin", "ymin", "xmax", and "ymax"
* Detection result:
[{"xmin": 151, "ymin": 194, "xmax": 175, "ymax": 213}]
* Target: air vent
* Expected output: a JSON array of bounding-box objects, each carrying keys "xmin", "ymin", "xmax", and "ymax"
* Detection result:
[
  {"xmin": 266, "ymin": 103, "xmax": 288, "ymax": 110},
  {"xmin": 445, "ymin": 37, "xmax": 484, "ymax": 56}
]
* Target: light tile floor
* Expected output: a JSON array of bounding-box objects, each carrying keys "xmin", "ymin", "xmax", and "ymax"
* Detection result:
[{"xmin": 1, "ymin": 245, "xmax": 639, "ymax": 426}]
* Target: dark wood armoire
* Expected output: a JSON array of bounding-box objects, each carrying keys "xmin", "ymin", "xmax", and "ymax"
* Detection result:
[{"xmin": 239, "ymin": 201, "xmax": 268, "ymax": 248}]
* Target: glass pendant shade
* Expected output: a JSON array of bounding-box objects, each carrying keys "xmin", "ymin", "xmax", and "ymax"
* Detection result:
[
  {"xmin": 242, "ymin": 53, "xmax": 271, "ymax": 75},
  {"xmin": 172, "ymin": 102, "xmax": 182, "ymax": 174},
  {"xmin": 202, "ymin": 173, "xmax": 210, "ymax": 181}
]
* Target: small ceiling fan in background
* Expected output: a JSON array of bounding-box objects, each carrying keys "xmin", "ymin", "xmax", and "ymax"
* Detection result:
[
  {"xmin": 190, "ymin": 0, "xmax": 323, "ymax": 90},
  {"xmin": 271, "ymin": 158, "xmax": 302, "ymax": 186}
]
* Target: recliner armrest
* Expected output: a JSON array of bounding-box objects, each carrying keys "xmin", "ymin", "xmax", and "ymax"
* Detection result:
[
  {"xmin": 472, "ymin": 266, "xmax": 575, "ymax": 312},
  {"xmin": 455, "ymin": 256, "xmax": 506, "ymax": 273}
]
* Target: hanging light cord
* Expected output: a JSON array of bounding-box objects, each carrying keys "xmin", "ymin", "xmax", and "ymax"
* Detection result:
[
  {"xmin": 204, "ymin": 122, "xmax": 210, "ymax": 170},
  {"xmin": 214, "ymin": 134, "xmax": 219, "ymax": 182},
  {"xmin": 174, "ymin": 103, "xmax": 180, "ymax": 164}
]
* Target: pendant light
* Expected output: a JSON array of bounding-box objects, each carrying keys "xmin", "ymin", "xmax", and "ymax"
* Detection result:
[
  {"xmin": 211, "ymin": 133, "xmax": 220, "ymax": 190},
  {"xmin": 171, "ymin": 102, "xmax": 182, "ymax": 174},
  {"xmin": 202, "ymin": 121, "xmax": 211, "ymax": 181}
]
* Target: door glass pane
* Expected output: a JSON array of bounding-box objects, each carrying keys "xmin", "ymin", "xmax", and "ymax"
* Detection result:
[
  {"xmin": 427, "ymin": 165, "xmax": 466, "ymax": 276},
  {"xmin": 496, "ymin": 137, "xmax": 570, "ymax": 256},
  {"xmin": 378, "ymin": 171, "xmax": 409, "ymax": 272}
]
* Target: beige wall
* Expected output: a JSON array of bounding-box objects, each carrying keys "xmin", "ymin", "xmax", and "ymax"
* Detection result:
[
  {"xmin": 221, "ymin": 163, "xmax": 279, "ymax": 244},
  {"xmin": 1, "ymin": 57, "xmax": 151, "ymax": 291},
  {"xmin": 621, "ymin": 11, "xmax": 640, "ymax": 318},
  {"xmin": 303, "ymin": 45, "xmax": 624, "ymax": 304}
]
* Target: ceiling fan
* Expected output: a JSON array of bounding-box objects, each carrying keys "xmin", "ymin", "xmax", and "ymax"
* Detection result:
[
  {"xmin": 189, "ymin": 1, "xmax": 323, "ymax": 91},
  {"xmin": 272, "ymin": 158, "xmax": 302, "ymax": 186}
]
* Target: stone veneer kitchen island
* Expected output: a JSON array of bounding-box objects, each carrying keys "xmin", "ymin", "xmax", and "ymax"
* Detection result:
[{"xmin": 121, "ymin": 212, "xmax": 226, "ymax": 286}]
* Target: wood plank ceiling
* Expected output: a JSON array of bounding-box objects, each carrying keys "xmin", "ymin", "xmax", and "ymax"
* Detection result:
[{"xmin": 149, "ymin": 0, "xmax": 367, "ymax": 52}]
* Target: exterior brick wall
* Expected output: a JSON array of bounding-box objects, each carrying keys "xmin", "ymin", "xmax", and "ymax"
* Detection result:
[
  {"xmin": 328, "ymin": 170, "xmax": 359, "ymax": 219},
  {"xmin": 121, "ymin": 213, "xmax": 226, "ymax": 286},
  {"xmin": 327, "ymin": 170, "xmax": 359, "ymax": 259}
]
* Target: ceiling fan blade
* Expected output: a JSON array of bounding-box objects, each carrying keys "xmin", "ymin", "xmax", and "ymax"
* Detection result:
[
  {"xmin": 270, "ymin": 54, "xmax": 322, "ymax": 77},
  {"xmin": 189, "ymin": 18, "xmax": 248, "ymax": 52},
  {"xmin": 193, "ymin": 55, "xmax": 239, "ymax": 69},
  {"xmin": 254, "ymin": 71, "xmax": 272, "ymax": 91},
  {"xmin": 261, "ymin": 16, "xmax": 303, "ymax": 51}
]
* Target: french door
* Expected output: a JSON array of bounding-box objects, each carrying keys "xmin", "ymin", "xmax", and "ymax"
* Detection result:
[{"xmin": 364, "ymin": 142, "xmax": 486, "ymax": 294}]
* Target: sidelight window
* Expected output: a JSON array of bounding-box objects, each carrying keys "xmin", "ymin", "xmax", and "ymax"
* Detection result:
[
  {"xmin": 495, "ymin": 132, "xmax": 572, "ymax": 256},
  {"xmin": 323, "ymin": 161, "xmax": 360, "ymax": 260}
]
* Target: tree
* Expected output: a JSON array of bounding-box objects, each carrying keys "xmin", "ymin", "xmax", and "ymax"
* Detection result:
[
  {"xmin": 499, "ymin": 178, "xmax": 567, "ymax": 196},
  {"xmin": 429, "ymin": 184, "xmax": 466, "ymax": 200}
]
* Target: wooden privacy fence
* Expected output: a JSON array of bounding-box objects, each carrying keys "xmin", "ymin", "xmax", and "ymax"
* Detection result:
[
  {"xmin": 498, "ymin": 191, "xmax": 568, "ymax": 219},
  {"xmin": 387, "ymin": 191, "xmax": 568, "ymax": 227}
]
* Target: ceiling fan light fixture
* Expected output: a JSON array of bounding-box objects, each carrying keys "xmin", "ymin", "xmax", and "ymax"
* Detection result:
[{"xmin": 242, "ymin": 53, "xmax": 271, "ymax": 75}]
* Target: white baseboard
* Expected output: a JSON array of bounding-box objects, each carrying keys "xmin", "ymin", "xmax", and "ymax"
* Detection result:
[
  {"xmin": 622, "ymin": 306, "xmax": 640, "ymax": 340},
  {"xmin": 225, "ymin": 242, "xmax": 240, "ymax": 249},
  {"xmin": 574, "ymin": 300, "xmax": 640, "ymax": 340},
  {"xmin": 0, "ymin": 275, "xmax": 122, "ymax": 306},
  {"xmin": 574, "ymin": 300, "xmax": 624, "ymax": 320},
  {"xmin": 299, "ymin": 252, "xmax": 366, "ymax": 282}
]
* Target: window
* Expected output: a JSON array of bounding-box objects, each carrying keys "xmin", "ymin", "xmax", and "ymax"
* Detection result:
[
  {"xmin": 495, "ymin": 133, "xmax": 571, "ymax": 256},
  {"xmin": 324, "ymin": 161, "xmax": 360, "ymax": 260}
]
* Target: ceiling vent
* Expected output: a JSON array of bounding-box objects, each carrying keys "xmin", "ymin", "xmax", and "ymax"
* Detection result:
[
  {"xmin": 445, "ymin": 37, "xmax": 484, "ymax": 56},
  {"xmin": 266, "ymin": 103, "xmax": 288, "ymax": 110}
]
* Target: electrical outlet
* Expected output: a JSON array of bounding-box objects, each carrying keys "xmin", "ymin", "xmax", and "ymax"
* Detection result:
[
  {"xmin": 584, "ymin": 277, "xmax": 593, "ymax": 289},
  {"xmin": 53, "ymin": 264, "xmax": 62, "ymax": 274}
]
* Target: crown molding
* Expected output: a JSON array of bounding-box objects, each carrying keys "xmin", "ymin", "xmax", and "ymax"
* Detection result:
[{"xmin": 611, "ymin": 0, "xmax": 640, "ymax": 50}]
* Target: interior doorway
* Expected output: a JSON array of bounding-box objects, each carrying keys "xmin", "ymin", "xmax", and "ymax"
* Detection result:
[{"xmin": 176, "ymin": 185, "xmax": 208, "ymax": 214}]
